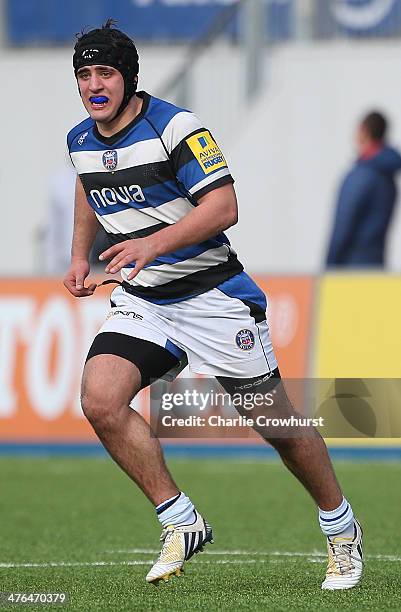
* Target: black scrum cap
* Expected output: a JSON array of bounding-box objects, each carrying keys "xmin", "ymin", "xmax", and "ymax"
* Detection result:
[{"xmin": 73, "ymin": 19, "xmax": 139, "ymax": 119}]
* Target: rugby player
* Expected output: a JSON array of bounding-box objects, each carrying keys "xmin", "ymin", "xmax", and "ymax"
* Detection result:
[{"xmin": 64, "ymin": 20, "xmax": 363, "ymax": 588}]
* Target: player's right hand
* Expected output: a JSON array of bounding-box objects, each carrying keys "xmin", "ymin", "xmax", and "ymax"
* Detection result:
[{"xmin": 63, "ymin": 259, "xmax": 97, "ymax": 297}]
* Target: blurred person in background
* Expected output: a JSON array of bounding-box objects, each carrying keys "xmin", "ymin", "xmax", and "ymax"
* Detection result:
[
  {"xmin": 44, "ymin": 159, "xmax": 109, "ymax": 274},
  {"xmin": 44, "ymin": 161, "xmax": 76, "ymax": 274},
  {"xmin": 326, "ymin": 111, "xmax": 401, "ymax": 268}
]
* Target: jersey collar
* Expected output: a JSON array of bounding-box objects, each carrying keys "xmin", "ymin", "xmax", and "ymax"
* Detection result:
[{"xmin": 93, "ymin": 91, "xmax": 150, "ymax": 146}]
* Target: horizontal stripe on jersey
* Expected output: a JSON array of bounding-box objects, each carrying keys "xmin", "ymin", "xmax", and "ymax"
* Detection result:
[
  {"xmin": 103, "ymin": 224, "xmax": 169, "ymax": 243},
  {"xmin": 128, "ymin": 241, "xmax": 232, "ymax": 269},
  {"xmin": 71, "ymin": 137, "xmax": 168, "ymax": 174},
  {"xmin": 80, "ymin": 163, "xmax": 176, "ymax": 197},
  {"xmin": 121, "ymin": 255, "xmax": 244, "ymax": 304},
  {"xmin": 123, "ymin": 244, "xmax": 232, "ymax": 286},
  {"xmin": 95, "ymin": 197, "xmax": 194, "ymax": 231},
  {"xmin": 67, "ymin": 91, "xmax": 238, "ymax": 301}
]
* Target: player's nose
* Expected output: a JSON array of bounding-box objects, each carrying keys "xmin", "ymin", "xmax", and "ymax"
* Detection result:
[{"xmin": 88, "ymin": 75, "xmax": 103, "ymax": 92}]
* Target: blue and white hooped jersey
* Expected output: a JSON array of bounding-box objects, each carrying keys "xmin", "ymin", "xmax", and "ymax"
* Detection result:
[{"xmin": 67, "ymin": 92, "xmax": 243, "ymax": 303}]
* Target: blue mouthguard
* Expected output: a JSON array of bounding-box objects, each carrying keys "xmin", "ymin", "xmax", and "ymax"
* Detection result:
[{"xmin": 90, "ymin": 96, "xmax": 109, "ymax": 104}]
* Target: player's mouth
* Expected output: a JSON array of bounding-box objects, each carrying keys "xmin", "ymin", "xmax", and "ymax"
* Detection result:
[{"xmin": 89, "ymin": 96, "xmax": 109, "ymax": 110}]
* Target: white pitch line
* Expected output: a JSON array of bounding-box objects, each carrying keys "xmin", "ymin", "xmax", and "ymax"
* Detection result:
[
  {"xmin": 2, "ymin": 552, "xmax": 401, "ymax": 570},
  {"xmin": 106, "ymin": 549, "xmax": 158, "ymax": 554},
  {"xmin": 105, "ymin": 548, "xmax": 401, "ymax": 561},
  {"xmin": 0, "ymin": 559, "xmax": 280, "ymax": 569},
  {"xmin": 200, "ymin": 550, "xmax": 325, "ymax": 557},
  {"xmin": 105, "ymin": 549, "xmax": 325, "ymax": 556},
  {"xmin": 0, "ymin": 561, "xmax": 150, "ymax": 569}
]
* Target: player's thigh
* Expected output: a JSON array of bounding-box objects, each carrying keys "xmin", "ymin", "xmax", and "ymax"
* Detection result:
[
  {"xmin": 82, "ymin": 352, "xmax": 141, "ymax": 411},
  {"xmin": 96, "ymin": 287, "xmax": 186, "ymax": 387},
  {"xmin": 83, "ymin": 331, "xmax": 181, "ymax": 406}
]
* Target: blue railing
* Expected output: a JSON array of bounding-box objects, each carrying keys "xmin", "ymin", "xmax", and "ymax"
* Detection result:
[
  {"xmin": 5, "ymin": 0, "xmax": 293, "ymax": 45},
  {"xmin": 6, "ymin": 1, "xmax": 401, "ymax": 46}
]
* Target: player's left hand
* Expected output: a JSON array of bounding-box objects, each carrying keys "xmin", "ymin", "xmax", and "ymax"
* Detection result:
[{"xmin": 99, "ymin": 238, "xmax": 157, "ymax": 281}]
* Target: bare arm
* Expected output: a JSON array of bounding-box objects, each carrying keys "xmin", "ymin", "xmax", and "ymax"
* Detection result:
[
  {"xmin": 149, "ymin": 183, "xmax": 237, "ymax": 256},
  {"xmin": 71, "ymin": 175, "xmax": 99, "ymax": 261},
  {"xmin": 63, "ymin": 176, "xmax": 99, "ymax": 296},
  {"xmin": 100, "ymin": 183, "xmax": 238, "ymax": 280}
]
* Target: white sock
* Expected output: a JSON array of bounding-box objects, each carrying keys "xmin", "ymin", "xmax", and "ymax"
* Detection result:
[
  {"xmin": 156, "ymin": 492, "xmax": 195, "ymax": 528},
  {"xmin": 319, "ymin": 497, "xmax": 354, "ymax": 537}
]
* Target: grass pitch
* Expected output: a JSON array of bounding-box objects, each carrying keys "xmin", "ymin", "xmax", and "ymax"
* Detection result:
[{"xmin": 0, "ymin": 455, "xmax": 400, "ymax": 611}]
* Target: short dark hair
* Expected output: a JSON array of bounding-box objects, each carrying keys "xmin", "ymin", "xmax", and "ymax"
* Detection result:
[
  {"xmin": 361, "ymin": 111, "xmax": 388, "ymax": 142},
  {"xmin": 75, "ymin": 18, "xmax": 125, "ymax": 46}
]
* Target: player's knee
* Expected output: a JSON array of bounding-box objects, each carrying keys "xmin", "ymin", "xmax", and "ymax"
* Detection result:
[
  {"xmin": 80, "ymin": 380, "xmax": 136, "ymax": 431},
  {"xmin": 80, "ymin": 390, "xmax": 102, "ymax": 424},
  {"xmin": 81, "ymin": 354, "xmax": 141, "ymax": 430},
  {"xmin": 81, "ymin": 387, "xmax": 118, "ymax": 430}
]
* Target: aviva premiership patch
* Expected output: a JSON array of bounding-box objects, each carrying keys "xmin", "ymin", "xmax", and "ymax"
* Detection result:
[{"xmin": 186, "ymin": 130, "xmax": 227, "ymax": 175}]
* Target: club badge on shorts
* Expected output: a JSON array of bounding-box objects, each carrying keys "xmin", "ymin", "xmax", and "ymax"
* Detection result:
[
  {"xmin": 236, "ymin": 329, "xmax": 255, "ymax": 351},
  {"xmin": 102, "ymin": 150, "xmax": 118, "ymax": 171}
]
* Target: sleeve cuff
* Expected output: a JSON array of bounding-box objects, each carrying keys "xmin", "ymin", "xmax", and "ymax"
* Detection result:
[{"xmin": 192, "ymin": 175, "xmax": 234, "ymax": 201}]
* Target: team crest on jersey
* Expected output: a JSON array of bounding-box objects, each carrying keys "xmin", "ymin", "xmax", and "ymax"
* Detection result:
[
  {"xmin": 102, "ymin": 150, "xmax": 118, "ymax": 171},
  {"xmin": 235, "ymin": 329, "xmax": 255, "ymax": 351}
]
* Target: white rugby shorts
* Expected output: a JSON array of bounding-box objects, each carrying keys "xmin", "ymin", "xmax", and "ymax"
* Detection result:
[{"xmin": 96, "ymin": 284, "xmax": 278, "ymax": 379}]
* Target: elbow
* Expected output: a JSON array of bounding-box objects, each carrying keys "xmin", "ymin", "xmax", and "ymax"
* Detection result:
[
  {"xmin": 222, "ymin": 206, "xmax": 238, "ymax": 230},
  {"xmin": 228, "ymin": 192, "xmax": 239, "ymax": 227},
  {"xmin": 218, "ymin": 186, "xmax": 238, "ymax": 229}
]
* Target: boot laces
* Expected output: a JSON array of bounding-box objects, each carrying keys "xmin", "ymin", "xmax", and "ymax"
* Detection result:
[
  {"xmin": 160, "ymin": 527, "xmax": 175, "ymax": 542},
  {"xmin": 328, "ymin": 541, "xmax": 360, "ymax": 575},
  {"xmin": 157, "ymin": 526, "xmax": 176, "ymax": 561}
]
